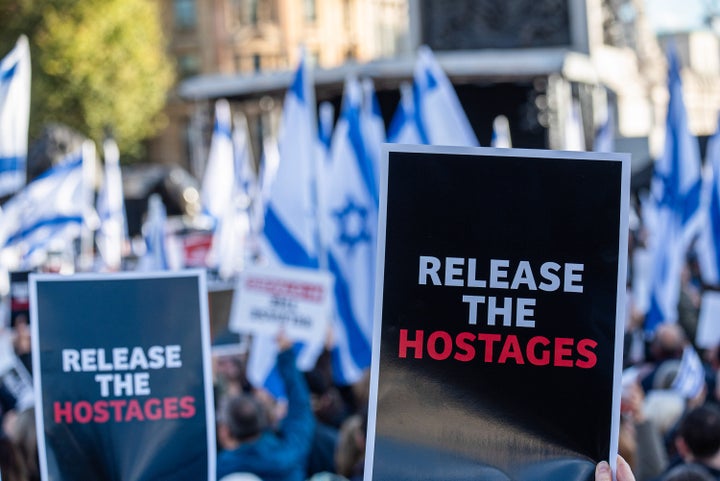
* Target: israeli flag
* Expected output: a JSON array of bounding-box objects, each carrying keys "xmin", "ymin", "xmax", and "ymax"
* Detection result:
[
  {"xmin": 645, "ymin": 48, "xmax": 702, "ymax": 333},
  {"xmin": 320, "ymin": 77, "xmax": 376, "ymax": 384},
  {"xmin": 207, "ymin": 113, "xmax": 254, "ymax": 279},
  {"xmin": 413, "ymin": 45, "xmax": 478, "ymax": 146},
  {"xmin": 201, "ymin": 99, "xmax": 235, "ymax": 224},
  {"xmin": 137, "ymin": 194, "xmax": 169, "ymax": 271},
  {"xmin": 0, "ymin": 148, "xmax": 85, "ymax": 268},
  {"xmin": 248, "ymin": 53, "xmax": 323, "ymax": 391},
  {"xmin": 259, "ymin": 53, "xmax": 319, "ymax": 268},
  {"xmin": 696, "ymin": 119, "xmax": 720, "ymax": 285},
  {"xmin": 491, "ymin": 115, "xmax": 512, "ymax": 148},
  {"xmin": 0, "ymin": 36, "xmax": 31, "ymax": 197},
  {"xmin": 96, "ymin": 137, "xmax": 127, "ymax": 271},
  {"xmin": 387, "ymin": 82, "xmax": 423, "ymax": 144}
]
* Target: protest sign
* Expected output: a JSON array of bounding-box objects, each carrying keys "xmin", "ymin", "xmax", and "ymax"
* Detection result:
[
  {"xmin": 366, "ymin": 145, "xmax": 630, "ymax": 481},
  {"xmin": 30, "ymin": 270, "xmax": 215, "ymax": 481},
  {"xmin": 229, "ymin": 264, "xmax": 333, "ymax": 342}
]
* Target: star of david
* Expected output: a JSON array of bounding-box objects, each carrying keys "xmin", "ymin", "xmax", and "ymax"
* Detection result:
[{"xmin": 333, "ymin": 197, "xmax": 371, "ymax": 253}]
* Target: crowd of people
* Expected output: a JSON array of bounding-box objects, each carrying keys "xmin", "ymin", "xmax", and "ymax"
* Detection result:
[{"xmin": 1, "ymin": 230, "xmax": 720, "ymax": 481}]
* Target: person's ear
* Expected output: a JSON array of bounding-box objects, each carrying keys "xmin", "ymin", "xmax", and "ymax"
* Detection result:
[{"xmin": 675, "ymin": 436, "xmax": 693, "ymax": 461}]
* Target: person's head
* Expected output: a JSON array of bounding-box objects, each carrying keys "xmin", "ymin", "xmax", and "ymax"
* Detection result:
[
  {"xmin": 650, "ymin": 323, "xmax": 687, "ymax": 362},
  {"xmin": 676, "ymin": 404, "xmax": 720, "ymax": 462},
  {"xmin": 335, "ymin": 409, "xmax": 367, "ymax": 479},
  {"xmin": 217, "ymin": 393, "xmax": 269, "ymax": 449}
]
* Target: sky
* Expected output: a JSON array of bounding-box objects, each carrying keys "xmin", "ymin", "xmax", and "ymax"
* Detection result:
[{"xmin": 645, "ymin": 0, "xmax": 711, "ymax": 33}]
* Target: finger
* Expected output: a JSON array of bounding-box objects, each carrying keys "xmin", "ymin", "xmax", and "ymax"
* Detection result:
[
  {"xmin": 616, "ymin": 455, "xmax": 636, "ymax": 481},
  {"xmin": 595, "ymin": 461, "xmax": 612, "ymax": 481}
]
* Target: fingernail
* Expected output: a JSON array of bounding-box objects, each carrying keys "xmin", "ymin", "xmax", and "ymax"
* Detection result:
[{"xmin": 596, "ymin": 461, "xmax": 611, "ymax": 477}]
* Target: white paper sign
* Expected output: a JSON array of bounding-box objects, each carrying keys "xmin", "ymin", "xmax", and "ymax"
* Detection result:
[
  {"xmin": 696, "ymin": 291, "xmax": 720, "ymax": 348},
  {"xmin": 230, "ymin": 265, "xmax": 334, "ymax": 342}
]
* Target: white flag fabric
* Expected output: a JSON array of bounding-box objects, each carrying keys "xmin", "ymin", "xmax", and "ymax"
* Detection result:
[
  {"xmin": 491, "ymin": 115, "xmax": 512, "ymax": 148},
  {"xmin": 360, "ymin": 78, "xmax": 385, "ymax": 199},
  {"xmin": 672, "ymin": 346, "xmax": 705, "ymax": 399},
  {"xmin": 593, "ymin": 108, "xmax": 615, "ymax": 153},
  {"xmin": 0, "ymin": 149, "xmax": 85, "ymax": 268},
  {"xmin": 413, "ymin": 45, "xmax": 479, "ymax": 146},
  {"xmin": 0, "ymin": 35, "xmax": 31, "ymax": 197},
  {"xmin": 564, "ymin": 99, "xmax": 586, "ymax": 151},
  {"xmin": 320, "ymin": 77, "xmax": 376, "ymax": 384},
  {"xmin": 96, "ymin": 137, "xmax": 127, "ymax": 271},
  {"xmin": 201, "ymin": 99, "xmax": 235, "ymax": 224},
  {"xmin": 387, "ymin": 82, "xmax": 423, "ymax": 144}
]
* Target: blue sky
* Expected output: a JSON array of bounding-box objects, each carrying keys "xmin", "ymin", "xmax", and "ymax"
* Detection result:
[{"xmin": 645, "ymin": 0, "xmax": 711, "ymax": 33}]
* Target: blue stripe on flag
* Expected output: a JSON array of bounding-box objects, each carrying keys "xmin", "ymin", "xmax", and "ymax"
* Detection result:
[
  {"xmin": 35, "ymin": 154, "xmax": 83, "ymax": 181},
  {"xmin": 0, "ymin": 155, "xmax": 22, "ymax": 172},
  {"xmin": 0, "ymin": 61, "xmax": 17, "ymax": 82},
  {"xmin": 213, "ymin": 118, "xmax": 232, "ymax": 139},
  {"xmin": 411, "ymin": 82, "xmax": 429, "ymax": 144},
  {"xmin": 5, "ymin": 215, "xmax": 83, "ymax": 246},
  {"xmin": 683, "ymin": 180, "xmax": 702, "ymax": 226},
  {"xmin": 264, "ymin": 206, "xmax": 318, "ymax": 268},
  {"xmin": 387, "ymin": 103, "xmax": 407, "ymax": 143},
  {"xmin": 290, "ymin": 60, "xmax": 305, "ymax": 104},
  {"xmin": 328, "ymin": 252, "xmax": 371, "ymax": 381},
  {"xmin": 346, "ymin": 104, "xmax": 378, "ymax": 206}
]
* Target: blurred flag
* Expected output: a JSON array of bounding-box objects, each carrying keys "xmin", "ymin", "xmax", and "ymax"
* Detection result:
[
  {"xmin": 413, "ymin": 45, "xmax": 478, "ymax": 146},
  {"xmin": 360, "ymin": 78, "xmax": 385, "ymax": 199},
  {"xmin": 672, "ymin": 345, "xmax": 706, "ymax": 399},
  {"xmin": 248, "ymin": 52, "xmax": 323, "ymax": 391},
  {"xmin": 563, "ymin": 99, "xmax": 586, "ymax": 151},
  {"xmin": 201, "ymin": 99, "xmax": 235, "ymax": 224},
  {"xmin": 258, "ymin": 53, "xmax": 319, "ymax": 268},
  {"xmin": 0, "ymin": 148, "xmax": 85, "ymax": 268},
  {"xmin": 593, "ymin": 107, "xmax": 615, "ymax": 153},
  {"xmin": 318, "ymin": 101, "xmax": 335, "ymax": 153},
  {"xmin": 320, "ymin": 77, "xmax": 375, "ymax": 384},
  {"xmin": 387, "ymin": 82, "xmax": 423, "ymax": 144},
  {"xmin": 645, "ymin": 48, "xmax": 703, "ymax": 333},
  {"xmin": 491, "ymin": 115, "xmax": 512, "ymax": 148},
  {"xmin": 96, "ymin": 137, "xmax": 127, "ymax": 271},
  {"xmin": 696, "ymin": 117, "xmax": 720, "ymax": 285},
  {"xmin": 136, "ymin": 194, "xmax": 169, "ymax": 271},
  {"xmin": 207, "ymin": 113, "xmax": 254, "ymax": 279},
  {"xmin": 0, "ymin": 35, "xmax": 31, "ymax": 197}
]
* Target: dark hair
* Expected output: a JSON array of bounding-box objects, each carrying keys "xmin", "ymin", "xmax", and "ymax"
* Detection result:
[
  {"xmin": 662, "ymin": 463, "xmax": 715, "ymax": 481},
  {"xmin": 678, "ymin": 405, "xmax": 720, "ymax": 459},
  {"xmin": 221, "ymin": 393, "xmax": 268, "ymax": 442}
]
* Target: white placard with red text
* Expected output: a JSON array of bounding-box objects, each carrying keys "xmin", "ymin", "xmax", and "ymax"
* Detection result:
[{"xmin": 230, "ymin": 265, "xmax": 334, "ymax": 342}]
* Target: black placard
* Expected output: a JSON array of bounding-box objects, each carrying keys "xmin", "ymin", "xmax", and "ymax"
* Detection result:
[{"xmin": 366, "ymin": 145, "xmax": 630, "ymax": 481}]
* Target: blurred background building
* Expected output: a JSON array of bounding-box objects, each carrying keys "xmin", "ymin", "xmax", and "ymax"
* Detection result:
[{"xmin": 146, "ymin": 0, "xmax": 720, "ymax": 185}]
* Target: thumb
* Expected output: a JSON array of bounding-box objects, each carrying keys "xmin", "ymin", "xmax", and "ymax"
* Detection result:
[{"xmin": 595, "ymin": 461, "xmax": 612, "ymax": 481}]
